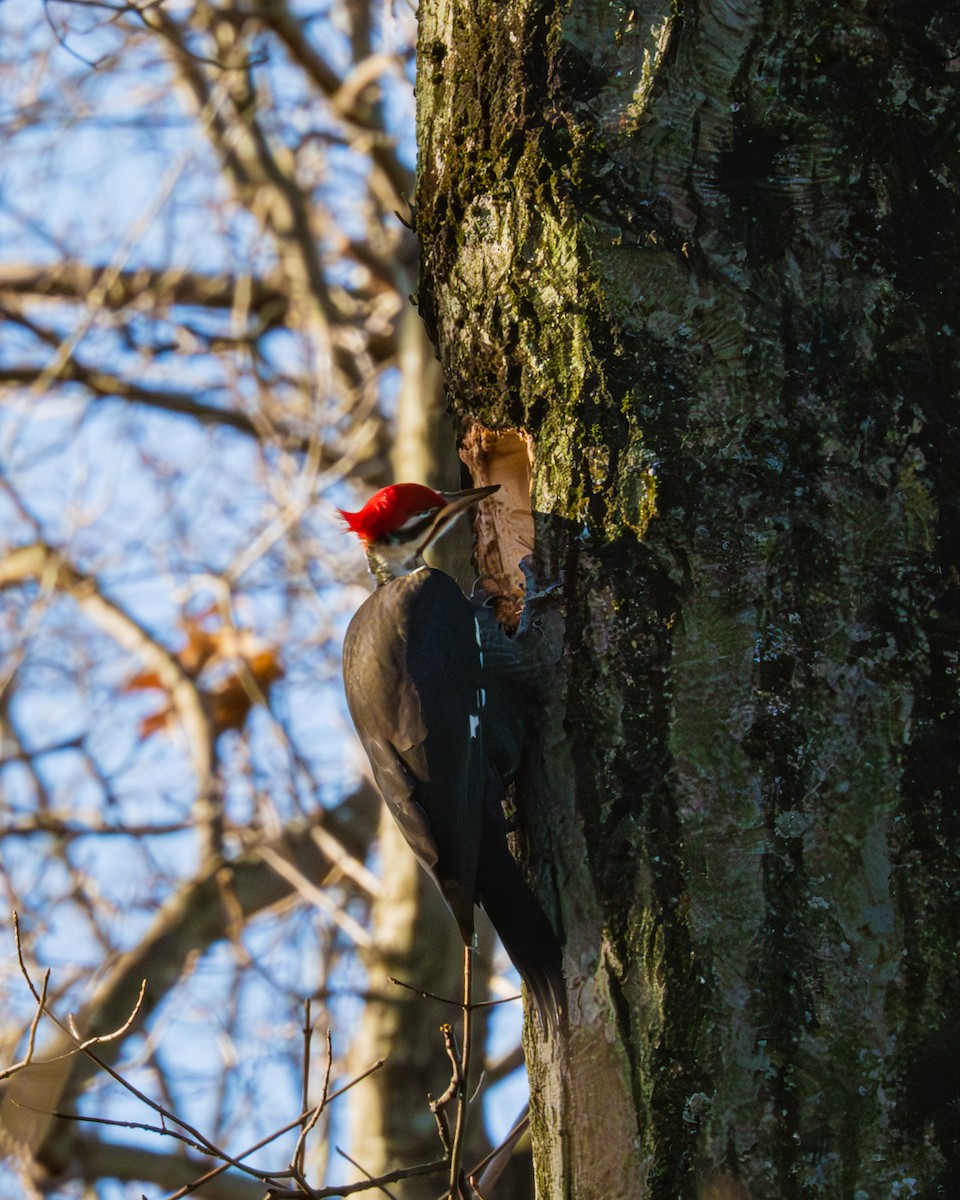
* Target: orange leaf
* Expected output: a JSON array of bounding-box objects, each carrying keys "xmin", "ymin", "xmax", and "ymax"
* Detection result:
[
  {"xmin": 208, "ymin": 682, "xmax": 254, "ymax": 734},
  {"xmin": 123, "ymin": 670, "xmax": 165, "ymax": 693},
  {"xmin": 138, "ymin": 706, "xmax": 175, "ymax": 740}
]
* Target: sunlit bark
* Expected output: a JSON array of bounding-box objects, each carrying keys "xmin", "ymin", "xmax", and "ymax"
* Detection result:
[{"xmin": 417, "ymin": 1, "xmax": 960, "ymax": 1195}]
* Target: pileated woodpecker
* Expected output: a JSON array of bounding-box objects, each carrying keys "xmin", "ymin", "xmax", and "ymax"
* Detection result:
[{"xmin": 340, "ymin": 482, "xmax": 564, "ymax": 1028}]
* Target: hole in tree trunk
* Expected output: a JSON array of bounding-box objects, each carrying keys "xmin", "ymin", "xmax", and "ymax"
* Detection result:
[{"xmin": 460, "ymin": 421, "xmax": 534, "ymax": 630}]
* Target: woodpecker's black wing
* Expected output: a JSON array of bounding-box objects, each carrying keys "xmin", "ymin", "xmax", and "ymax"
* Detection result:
[
  {"xmin": 475, "ymin": 805, "xmax": 565, "ymax": 1028},
  {"xmin": 343, "ymin": 568, "xmax": 486, "ymax": 942},
  {"xmin": 344, "ymin": 566, "xmax": 565, "ymax": 1028}
]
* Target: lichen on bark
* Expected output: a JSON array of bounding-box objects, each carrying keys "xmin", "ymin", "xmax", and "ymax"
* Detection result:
[{"xmin": 417, "ymin": 0, "xmax": 960, "ymax": 1195}]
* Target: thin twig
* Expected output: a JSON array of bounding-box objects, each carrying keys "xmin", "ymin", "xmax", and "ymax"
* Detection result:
[
  {"xmin": 161, "ymin": 1059, "xmax": 386, "ymax": 1200},
  {"xmin": 41, "ymin": 1109, "xmax": 211, "ymax": 1155},
  {"xmin": 320, "ymin": 1029, "xmax": 334, "ymax": 1107},
  {"xmin": 291, "ymin": 1023, "xmax": 333, "ymax": 1176},
  {"xmin": 68, "ymin": 979, "xmax": 146, "ymax": 1048},
  {"xmin": 0, "ymin": 954, "xmax": 50, "ymax": 1083},
  {"xmin": 388, "ymin": 977, "xmax": 462, "ymax": 1007},
  {"xmin": 41, "ymin": 0, "xmax": 104, "ymax": 68},
  {"xmin": 294, "ymin": 998, "xmax": 314, "ymax": 1176},
  {"xmin": 388, "ymin": 975, "xmax": 520, "ymax": 1011},
  {"xmin": 13, "ymin": 915, "xmax": 268, "ymax": 1176},
  {"xmin": 258, "ymin": 845, "xmax": 372, "ymax": 947},
  {"xmin": 467, "ymin": 1108, "xmax": 530, "ymax": 1196},
  {"xmin": 13, "ymin": 912, "xmax": 42, "ymax": 1005},
  {"xmin": 448, "ymin": 946, "xmax": 473, "ymax": 1199},
  {"xmin": 437, "ymin": 1025, "xmax": 462, "ymax": 1109},
  {"xmin": 253, "ymin": 1149, "xmax": 446, "ymax": 1200},
  {"xmin": 335, "ymin": 1148, "xmax": 402, "ymax": 1200},
  {"xmin": 428, "ymin": 1100, "xmax": 451, "ymax": 1160},
  {"xmin": 11, "ymin": 917, "xmax": 397, "ymax": 1200},
  {"xmin": 22, "ymin": 971, "xmax": 50, "ymax": 1067},
  {"xmin": 427, "ymin": 1023, "xmax": 461, "ymax": 1156},
  {"xmin": 329, "ymin": 1148, "xmax": 447, "ymax": 1200}
]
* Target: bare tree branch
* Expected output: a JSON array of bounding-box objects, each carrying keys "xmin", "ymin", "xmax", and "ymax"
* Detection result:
[
  {"xmin": 1, "ymin": 784, "xmax": 379, "ymax": 1165},
  {"xmin": 251, "ymin": 0, "xmax": 414, "ymax": 206},
  {"xmin": 0, "ymin": 261, "xmax": 290, "ymax": 319},
  {"xmin": 0, "ymin": 542, "xmax": 214, "ymax": 783}
]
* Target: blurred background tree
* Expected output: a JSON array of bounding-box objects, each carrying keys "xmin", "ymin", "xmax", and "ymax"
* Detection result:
[{"xmin": 0, "ymin": 3, "xmax": 529, "ymax": 1196}]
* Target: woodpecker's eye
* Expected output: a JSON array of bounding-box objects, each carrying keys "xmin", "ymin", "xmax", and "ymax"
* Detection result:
[{"xmin": 384, "ymin": 510, "xmax": 436, "ymax": 545}]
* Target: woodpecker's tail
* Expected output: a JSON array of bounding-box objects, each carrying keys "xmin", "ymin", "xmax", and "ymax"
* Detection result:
[{"xmin": 476, "ymin": 826, "xmax": 565, "ymax": 1032}]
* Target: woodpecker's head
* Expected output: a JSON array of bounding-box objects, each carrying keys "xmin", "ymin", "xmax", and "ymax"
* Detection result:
[{"xmin": 340, "ymin": 482, "xmax": 499, "ymax": 585}]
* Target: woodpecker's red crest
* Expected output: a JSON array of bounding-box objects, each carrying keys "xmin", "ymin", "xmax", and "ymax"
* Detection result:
[{"xmin": 338, "ymin": 483, "xmax": 446, "ymax": 544}]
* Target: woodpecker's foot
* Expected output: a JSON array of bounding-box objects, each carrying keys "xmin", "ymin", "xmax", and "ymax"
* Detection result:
[
  {"xmin": 469, "ymin": 575, "xmax": 524, "ymax": 630},
  {"xmin": 518, "ymin": 554, "xmax": 564, "ymax": 601},
  {"xmin": 517, "ymin": 556, "xmax": 565, "ymax": 637}
]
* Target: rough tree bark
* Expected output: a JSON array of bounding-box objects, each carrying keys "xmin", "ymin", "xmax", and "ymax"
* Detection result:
[{"xmin": 416, "ymin": 1, "xmax": 959, "ymax": 1197}]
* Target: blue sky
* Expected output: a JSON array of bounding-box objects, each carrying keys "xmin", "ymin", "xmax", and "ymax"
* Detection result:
[{"xmin": 0, "ymin": 3, "xmax": 528, "ymax": 1192}]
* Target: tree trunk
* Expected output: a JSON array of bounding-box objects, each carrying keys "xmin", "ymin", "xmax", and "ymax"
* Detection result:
[{"xmin": 416, "ymin": 1, "xmax": 960, "ymax": 1197}]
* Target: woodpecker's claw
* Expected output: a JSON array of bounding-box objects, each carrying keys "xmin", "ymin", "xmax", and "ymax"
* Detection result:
[{"xmin": 517, "ymin": 556, "xmax": 565, "ymax": 637}]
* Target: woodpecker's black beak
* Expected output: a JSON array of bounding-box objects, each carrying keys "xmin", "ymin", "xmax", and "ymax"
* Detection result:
[{"xmin": 418, "ymin": 484, "xmax": 500, "ymax": 554}]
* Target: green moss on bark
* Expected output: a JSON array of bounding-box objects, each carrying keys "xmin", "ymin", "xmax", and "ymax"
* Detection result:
[{"xmin": 417, "ymin": 0, "xmax": 960, "ymax": 1195}]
